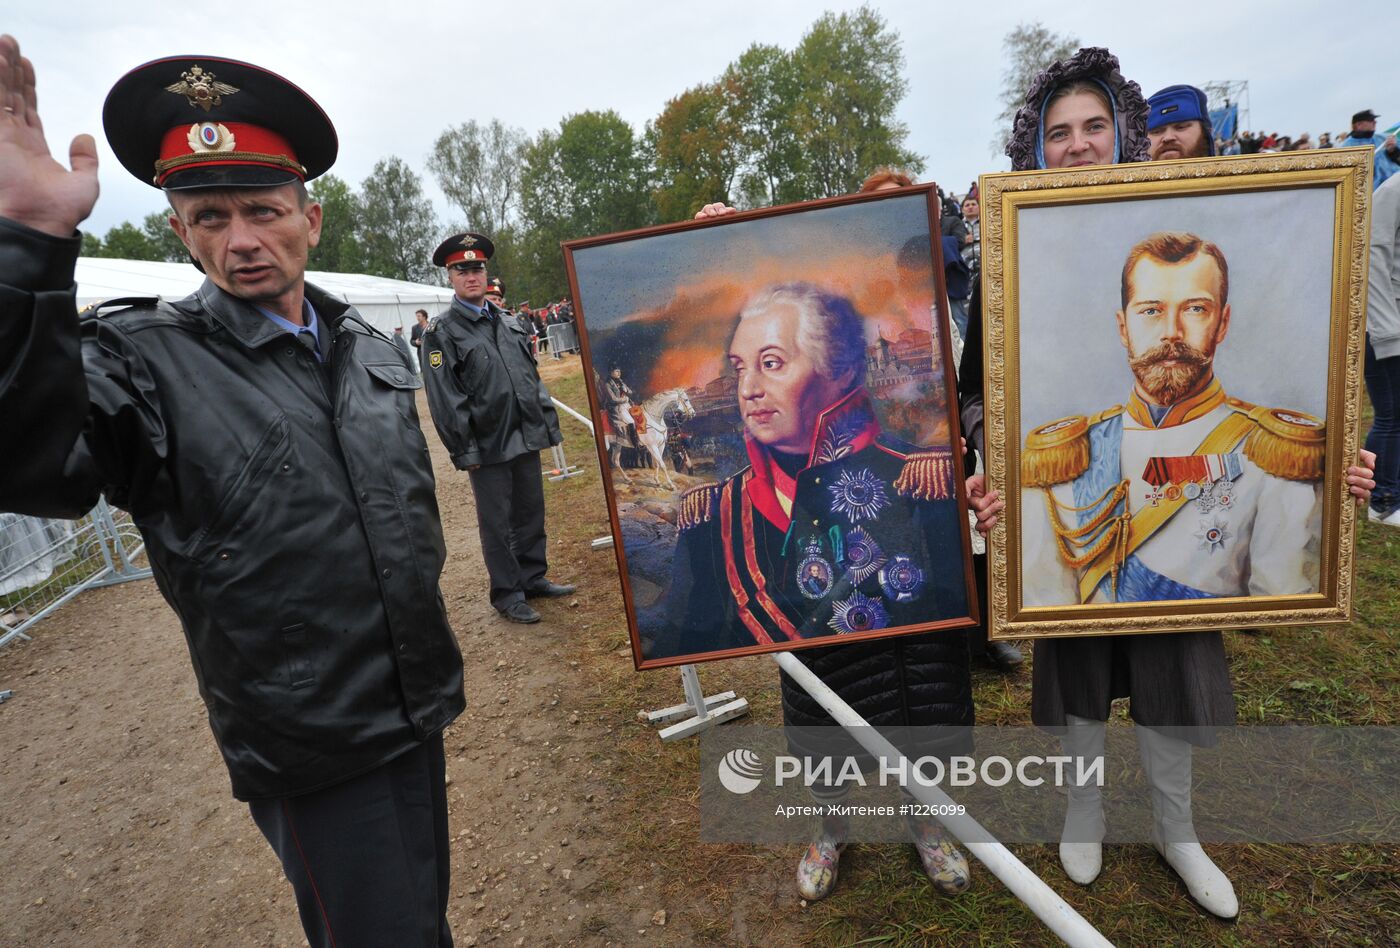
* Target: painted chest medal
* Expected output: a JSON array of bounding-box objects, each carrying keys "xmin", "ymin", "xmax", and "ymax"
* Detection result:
[
  {"xmin": 878, "ymin": 554, "xmax": 926, "ymax": 603},
  {"xmin": 796, "ymin": 536, "xmax": 835, "ymax": 600},
  {"xmin": 827, "ymin": 468, "xmax": 889, "ymax": 524},
  {"xmin": 829, "ymin": 590, "xmax": 890, "ymax": 634}
]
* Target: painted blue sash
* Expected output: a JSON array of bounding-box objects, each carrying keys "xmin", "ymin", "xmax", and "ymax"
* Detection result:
[
  {"xmin": 1092, "ymin": 553, "xmax": 1217, "ymax": 602},
  {"xmin": 1073, "ymin": 413, "xmax": 1128, "ymax": 528}
]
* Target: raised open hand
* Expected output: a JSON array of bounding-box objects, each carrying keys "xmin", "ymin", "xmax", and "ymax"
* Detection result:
[{"xmin": 0, "ymin": 35, "xmax": 99, "ymax": 237}]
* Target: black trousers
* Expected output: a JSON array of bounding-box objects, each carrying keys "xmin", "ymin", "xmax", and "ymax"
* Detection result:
[
  {"xmin": 249, "ymin": 733, "xmax": 453, "ymax": 948},
  {"xmin": 468, "ymin": 450, "xmax": 548, "ymax": 610}
]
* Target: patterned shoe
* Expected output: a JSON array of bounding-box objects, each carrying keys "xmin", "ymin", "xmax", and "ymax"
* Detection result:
[
  {"xmin": 796, "ymin": 818, "xmax": 848, "ymax": 901},
  {"xmin": 908, "ymin": 816, "xmax": 972, "ymax": 895}
]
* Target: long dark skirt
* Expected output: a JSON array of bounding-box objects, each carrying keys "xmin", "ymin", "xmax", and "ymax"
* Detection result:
[{"xmin": 1032, "ymin": 631, "xmax": 1235, "ymax": 747}]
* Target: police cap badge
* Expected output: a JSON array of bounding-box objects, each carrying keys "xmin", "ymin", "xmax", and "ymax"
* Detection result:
[{"xmin": 103, "ymin": 56, "xmax": 337, "ymax": 190}]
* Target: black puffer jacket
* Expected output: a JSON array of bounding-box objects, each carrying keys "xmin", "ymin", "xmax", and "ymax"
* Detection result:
[
  {"xmin": 0, "ymin": 218, "xmax": 465, "ymax": 801},
  {"xmin": 780, "ymin": 628, "xmax": 974, "ymax": 763}
]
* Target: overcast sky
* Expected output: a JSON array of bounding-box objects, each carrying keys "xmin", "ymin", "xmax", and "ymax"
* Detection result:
[{"xmin": 11, "ymin": 0, "xmax": 1395, "ymax": 237}]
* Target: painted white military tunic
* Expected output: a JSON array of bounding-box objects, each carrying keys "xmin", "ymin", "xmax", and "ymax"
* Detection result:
[{"xmin": 1021, "ymin": 379, "xmax": 1324, "ymax": 607}]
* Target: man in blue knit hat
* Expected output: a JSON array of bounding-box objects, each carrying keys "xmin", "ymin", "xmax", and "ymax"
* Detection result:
[{"xmin": 1146, "ymin": 84, "xmax": 1215, "ymax": 161}]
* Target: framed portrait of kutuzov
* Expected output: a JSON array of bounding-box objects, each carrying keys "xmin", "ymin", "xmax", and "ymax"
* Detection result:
[
  {"xmin": 562, "ymin": 186, "xmax": 979, "ymax": 669},
  {"xmin": 981, "ymin": 148, "xmax": 1372, "ymax": 640}
]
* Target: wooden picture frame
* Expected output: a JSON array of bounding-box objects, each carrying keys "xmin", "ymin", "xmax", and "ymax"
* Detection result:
[
  {"xmin": 562, "ymin": 185, "xmax": 979, "ymax": 669},
  {"xmin": 981, "ymin": 149, "xmax": 1372, "ymax": 639}
]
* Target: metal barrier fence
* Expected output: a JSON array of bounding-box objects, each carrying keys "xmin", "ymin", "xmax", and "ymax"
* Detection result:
[
  {"xmin": 0, "ymin": 499, "xmax": 152, "ymax": 649},
  {"xmin": 545, "ymin": 322, "xmax": 580, "ymax": 358}
]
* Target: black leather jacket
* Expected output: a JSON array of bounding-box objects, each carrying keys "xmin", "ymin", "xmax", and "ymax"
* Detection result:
[
  {"xmin": 0, "ymin": 218, "xmax": 465, "ymax": 801},
  {"xmin": 421, "ymin": 298, "xmax": 562, "ymax": 468}
]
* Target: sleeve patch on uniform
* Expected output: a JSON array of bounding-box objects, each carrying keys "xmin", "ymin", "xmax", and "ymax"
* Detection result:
[{"xmin": 429, "ymin": 350, "xmax": 443, "ymax": 368}]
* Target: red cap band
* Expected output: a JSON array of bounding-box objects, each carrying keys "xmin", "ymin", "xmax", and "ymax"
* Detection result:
[
  {"xmin": 443, "ymin": 249, "xmax": 488, "ymax": 266},
  {"xmin": 154, "ymin": 121, "xmax": 305, "ymax": 185}
]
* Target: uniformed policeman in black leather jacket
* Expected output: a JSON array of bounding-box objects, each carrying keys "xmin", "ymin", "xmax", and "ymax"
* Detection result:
[
  {"xmin": 421, "ymin": 233, "xmax": 575, "ymax": 624},
  {"xmin": 0, "ymin": 43, "xmax": 463, "ymax": 946}
]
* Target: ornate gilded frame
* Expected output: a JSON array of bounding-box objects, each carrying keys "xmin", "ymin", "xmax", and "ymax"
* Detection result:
[{"xmin": 982, "ymin": 149, "xmax": 1372, "ymax": 639}]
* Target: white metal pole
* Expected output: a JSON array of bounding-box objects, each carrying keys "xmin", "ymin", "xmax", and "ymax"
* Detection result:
[
  {"xmin": 552, "ymin": 397, "xmax": 594, "ymax": 434},
  {"xmin": 771, "ymin": 651, "xmax": 1113, "ymax": 948}
]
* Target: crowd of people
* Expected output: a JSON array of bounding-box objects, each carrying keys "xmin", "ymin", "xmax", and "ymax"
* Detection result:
[
  {"xmin": 1228, "ymin": 111, "xmax": 1397, "ymax": 166},
  {"xmin": 0, "ymin": 27, "xmax": 1391, "ymax": 947}
]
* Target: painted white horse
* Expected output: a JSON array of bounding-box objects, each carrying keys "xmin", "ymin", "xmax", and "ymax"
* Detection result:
[{"xmin": 635, "ymin": 388, "xmax": 695, "ymax": 491}]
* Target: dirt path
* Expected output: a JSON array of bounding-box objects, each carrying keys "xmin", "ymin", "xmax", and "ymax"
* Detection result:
[{"xmin": 0, "ymin": 385, "xmax": 697, "ymax": 947}]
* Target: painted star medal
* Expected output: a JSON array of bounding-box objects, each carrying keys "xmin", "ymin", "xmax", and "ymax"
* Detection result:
[
  {"xmin": 879, "ymin": 554, "xmax": 926, "ymax": 603},
  {"xmin": 1194, "ymin": 516, "xmax": 1232, "ymax": 553},
  {"xmin": 796, "ymin": 536, "xmax": 835, "ymax": 601},
  {"xmin": 828, "ymin": 591, "xmax": 890, "ymax": 635},
  {"xmin": 827, "ymin": 467, "xmax": 889, "ymax": 524},
  {"xmin": 841, "ymin": 526, "xmax": 887, "ymax": 585}
]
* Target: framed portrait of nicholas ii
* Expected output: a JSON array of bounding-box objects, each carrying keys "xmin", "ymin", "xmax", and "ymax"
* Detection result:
[
  {"xmin": 982, "ymin": 148, "xmax": 1372, "ymax": 639},
  {"xmin": 563, "ymin": 186, "xmax": 979, "ymax": 669}
]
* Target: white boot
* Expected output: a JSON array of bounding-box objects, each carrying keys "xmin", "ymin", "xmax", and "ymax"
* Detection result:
[
  {"xmin": 1058, "ymin": 714, "xmax": 1106, "ymax": 885},
  {"xmin": 1136, "ymin": 725, "xmax": 1239, "ymax": 919}
]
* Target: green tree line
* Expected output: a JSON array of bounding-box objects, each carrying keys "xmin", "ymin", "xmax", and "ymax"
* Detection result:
[{"xmin": 87, "ymin": 6, "xmax": 926, "ymax": 304}]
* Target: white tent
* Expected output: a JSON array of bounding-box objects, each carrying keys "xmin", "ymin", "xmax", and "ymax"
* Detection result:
[{"xmin": 74, "ymin": 257, "xmax": 454, "ymax": 337}]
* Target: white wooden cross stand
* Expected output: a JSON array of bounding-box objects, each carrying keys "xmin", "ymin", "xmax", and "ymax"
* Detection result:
[
  {"xmin": 547, "ymin": 397, "xmax": 591, "ymax": 481},
  {"xmin": 641, "ymin": 664, "xmax": 749, "ymax": 741},
  {"xmin": 545, "ymin": 443, "xmax": 584, "ymax": 482}
]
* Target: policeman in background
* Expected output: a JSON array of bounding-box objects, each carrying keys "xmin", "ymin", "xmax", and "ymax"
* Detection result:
[
  {"xmin": 0, "ymin": 40, "xmax": 464, "ymax": 945},
  {"xmin": 488, "ymin": 277, "xmax": 532, "ymax": 337},
  {"xmin": 421, "ymin": 233, "xmax": 576, "ymax": 623},
  {"xmin": 485, "ymin": 276, "xmax": 505, "ymax": 309}
]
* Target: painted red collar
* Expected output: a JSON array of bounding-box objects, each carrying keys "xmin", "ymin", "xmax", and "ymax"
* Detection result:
[{"xmin": 744, "ymin": 388, "xmax": 882, "ymax": 530}]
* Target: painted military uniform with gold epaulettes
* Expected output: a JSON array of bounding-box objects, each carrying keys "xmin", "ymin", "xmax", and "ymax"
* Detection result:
[
  {"xmin": 1023, "ymin": 377, "xmax": 1325, "ymax": 736},
  {"xmin": 649, "ymin": 388, "xmax": 969, "ymax": 660}
]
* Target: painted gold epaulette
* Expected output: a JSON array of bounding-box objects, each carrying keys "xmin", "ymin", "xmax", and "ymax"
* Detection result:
[
  {"xmin": 677, "ymin": 482, "xmax": 722, "ymax": 531},
  {"xmin": 894, "ymin": 450, "xmax": 954, "ymax": 500},
  {"xmin": 1240, "ymin": 404, "xmax": 1326, "ymax": 481},
  {"xmin": 1021, "ymin": 407, "xmax": 1121, "ymax": 487}
]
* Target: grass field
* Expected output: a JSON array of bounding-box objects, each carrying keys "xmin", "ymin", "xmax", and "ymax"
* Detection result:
[{"xmin": 538, "ymin": 356, "xmax": 1400, "ymax": 946}]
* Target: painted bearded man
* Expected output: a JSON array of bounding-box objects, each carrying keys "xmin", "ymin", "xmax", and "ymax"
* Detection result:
[
  {"xmin": 649, "ymin": 283, "xmax": 968, "ymax": 660},
  {"xmin": 1021, "ymin": 231, "xmax": 1324, "ymax": 608}
]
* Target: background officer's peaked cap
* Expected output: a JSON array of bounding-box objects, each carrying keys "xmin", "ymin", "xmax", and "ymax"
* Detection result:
[
  {"xmin": 433, "ymin": 233, "xmax": 495, "ymax": 268},
  {"xmin": 104, "ymin": 55, "xmax": 337, "ymax": 190}
]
